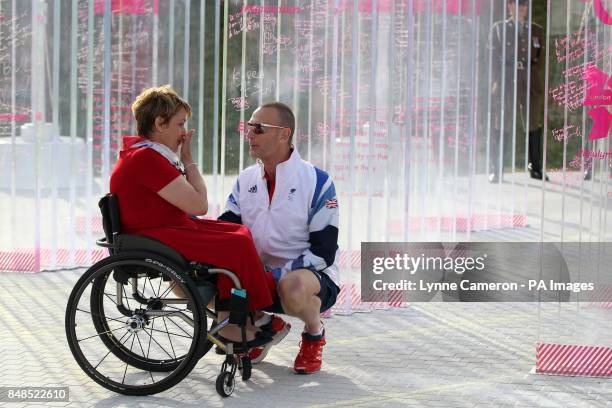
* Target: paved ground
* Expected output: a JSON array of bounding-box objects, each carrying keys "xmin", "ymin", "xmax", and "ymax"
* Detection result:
[{"xmin": 1, "ymin": 269, "xmax": 611, "ymax": 407}]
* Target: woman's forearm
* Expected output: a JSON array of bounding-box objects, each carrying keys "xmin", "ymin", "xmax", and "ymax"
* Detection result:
[
  {"xmin": 180, "ymin": 130, "xmax": 208, "ymax": 212},
  {"xmin": 184, "ymin": 163, "xmax": 208, "ymax": 210}
]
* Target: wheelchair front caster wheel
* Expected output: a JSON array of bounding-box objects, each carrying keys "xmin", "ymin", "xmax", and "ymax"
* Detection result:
[
  {"xmin": 239, "ymin": 356, "xmax": 252, "ymax": 381},
  {"xmin": 216, "ymin": 371, "xmax": 235, "ymax": 397}
]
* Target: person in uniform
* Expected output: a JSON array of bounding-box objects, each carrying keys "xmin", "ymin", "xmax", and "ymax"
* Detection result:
[{"xmin": 489, "ymin": 0, "xmax": 547, "ymax": 182}]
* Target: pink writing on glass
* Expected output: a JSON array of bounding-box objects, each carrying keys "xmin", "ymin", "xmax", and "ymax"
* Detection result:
[
  {"xmin": 552, "ymin": 124, "xmax": 582, "ymax": 142},
  {"xmin": 93, "ymin": 0, "xmax": 150, "ymax": 15},
  {"xmin": 576, "ymin": 148, "xmax": 612, "ymax": 159},
  {"xmin": 569, "ymin": 156, "xmax": 593, "ymax": 170},
  {"xmin": 549, "ymin": 81, "xmax": 587, "ymax": 112},
  {"xmin": 335, "ymin": 0, "xmax": 480, "ymax": 15},
  {"xmin": 414, "ymin": 0, "xmax": 481, "ymax": 15},
  {"xmin": 241, "ymin": 5, "xmax": 301, "ymax": 14},
  {"xmin": 554, "ymin": 29, "xmax": 597, "ymax": 63},
  {"xmin": 357, "ymin": 0, "xmax": 393, "ymax": 13},
  {"xmin": 229, "ymin": 97, "xmax": 250, "ymax": 111},
  {"xmin": 0, "ymin": 113, "xmax": 29, "ymax": 122}
]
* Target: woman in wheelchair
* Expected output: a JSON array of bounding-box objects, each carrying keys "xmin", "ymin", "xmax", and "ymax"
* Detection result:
[{"xmin": 65, "ymin": 85, "xmax": 279, "ymax": 397}]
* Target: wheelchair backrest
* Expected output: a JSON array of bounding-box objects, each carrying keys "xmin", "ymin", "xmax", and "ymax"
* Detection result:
[
  {"xmin": 98, "ymin": 193, "xmax": 122, "ymax": 245},
  {"xmin": 96, "ymin": 194, "xmax": 189, "ymax": 268}
]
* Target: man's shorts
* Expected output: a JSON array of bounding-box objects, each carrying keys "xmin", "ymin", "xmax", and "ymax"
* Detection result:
[{"xmin": 264, "ymin": 267, "xmax": 341, "ymax": 314}]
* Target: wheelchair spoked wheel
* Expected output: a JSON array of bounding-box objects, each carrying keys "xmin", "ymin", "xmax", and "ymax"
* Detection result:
[
  {"xmin": 88, "ymin": 268, "xmax": 183, "ymax": 372},
  {"xmin": 65, "ymin": 252, "xmax": 207, "ymax": 395}
]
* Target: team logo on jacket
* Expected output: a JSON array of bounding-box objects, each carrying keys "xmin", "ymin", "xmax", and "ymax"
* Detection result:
[
  {"xmin": 288, "ymin": 188, "xmax": 296, "ymax": 201},
  {"xmin": 325, "ymin": 198, "xmax": 338, "ymax": 209},
  {"xmin": 248, "ymin": 185, "xmax": 257, "ymax": 193}
]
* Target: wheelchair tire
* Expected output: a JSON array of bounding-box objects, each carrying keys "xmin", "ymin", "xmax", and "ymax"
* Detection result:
[
  {"xmin": 65, "ymin": 251, "xmax": 209, "ymax": 396},
  {"xmin": 89, "ymin": 271, "xmax": 182, "ymax": 372},
  {"xmin": 215, "ymin": 371, "xmax": 235, "ymax": 397}
]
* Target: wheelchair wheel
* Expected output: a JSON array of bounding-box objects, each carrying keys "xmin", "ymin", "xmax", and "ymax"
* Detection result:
[
  {"xmin": 89, "ymin": 270, "xmax": 181, "ymax": 372},
  {"xmin": 215, "ymin": 371, "xmax": 235, "ymax": 397},
  {"xmin": 65, "ymin": 252, "xmax": 208, "ymax": 396}
]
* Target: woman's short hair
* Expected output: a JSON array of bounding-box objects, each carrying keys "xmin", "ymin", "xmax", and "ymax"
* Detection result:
[{"xmin": 131, "ymin": 85, "xmax": 192, "ymax": 138}]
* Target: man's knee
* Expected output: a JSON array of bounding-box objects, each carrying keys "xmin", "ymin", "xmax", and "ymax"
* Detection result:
[
  {"xmin": 277, "ymin": 273, "xmax": 306, "ymax": 303},
  {"xmin": 277, "ymin": 269, "xmax": 319, "ymax": 306}
]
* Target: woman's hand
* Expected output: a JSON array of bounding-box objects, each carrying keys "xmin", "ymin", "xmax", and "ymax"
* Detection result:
[
  {"xmin": 180, "ymin": 129, "xmax": 196, "ymax": 164},
  {"xmin": 159, "ymin": 127, "xmax": 208, "ymax": 216}
]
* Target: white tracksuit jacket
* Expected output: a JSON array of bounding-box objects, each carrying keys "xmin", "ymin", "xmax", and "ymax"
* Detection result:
[{"xmin": 222, "ymin": 149, "xmax": 339, "ymax": 285}]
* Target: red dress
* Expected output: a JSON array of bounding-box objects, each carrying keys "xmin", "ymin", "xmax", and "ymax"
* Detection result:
[{"xmin": 110, "ymin": 136, "xmax": 274, "ymax": 311}]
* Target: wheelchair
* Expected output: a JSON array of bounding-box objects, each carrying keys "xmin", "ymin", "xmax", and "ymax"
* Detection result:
[{"xmin": 65, "ymin": 194, "xmax": 254, "ymax": 397}]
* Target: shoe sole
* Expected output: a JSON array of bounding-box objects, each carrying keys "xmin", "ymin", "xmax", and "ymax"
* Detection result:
[
  {"xmin": 251, "ymin": 322, "xmax": 291, "ymax": 364},
  {"xmin": 293, "ymin": 367, "xmax": 321, "ymax": 374}
]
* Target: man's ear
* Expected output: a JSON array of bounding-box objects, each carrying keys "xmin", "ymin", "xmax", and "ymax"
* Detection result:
[
  {"xmin": 154, "ymin": 116, "xmax": 166, "ymax": 133},
  {"xmin": 282, "ymin": 127, "xmax": 291, "ymax": 143}
]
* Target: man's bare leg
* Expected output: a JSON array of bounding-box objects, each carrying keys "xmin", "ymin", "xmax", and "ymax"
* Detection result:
[{"xmin": 276, "ymin": 269, "xmax": 322, "ymax": 333}]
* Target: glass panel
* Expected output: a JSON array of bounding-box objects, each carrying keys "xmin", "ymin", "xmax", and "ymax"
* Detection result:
[{"xmin": 537, "ymin": 0, "xmax": 612, "ymax": 357}]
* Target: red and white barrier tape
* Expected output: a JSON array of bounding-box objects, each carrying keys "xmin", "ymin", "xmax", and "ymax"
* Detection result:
[
  {"xmin": 0, "ymin": 249, "xmax": 106, "ymax": 272},
  {"xmin": 388, "ymin": 214, "xmax": 527, "ymax": 234},
  {"xmin": 585, "ymin": 284, "xmax": 612, "ymax": 309},
  {"xmin": 328, "ymin": 282, "xmax": 409, "ymax": 315},
  {"xmin": 536, "ymin": 343, "xmax": 612, "ymax": 377}
]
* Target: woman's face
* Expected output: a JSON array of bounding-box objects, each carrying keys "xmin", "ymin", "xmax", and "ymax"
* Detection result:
[{"xmin": 152, "ymin": 108, "xmax": 189, "ymax": 153}]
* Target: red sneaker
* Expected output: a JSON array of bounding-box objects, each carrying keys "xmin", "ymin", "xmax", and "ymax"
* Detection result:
[
  {"xmin": 249, "ymin": 315, "xmax": 291, "ymax": 364},
  {"xmin": 293, "ymin": 331, "xmax": 326, "ymax": 374},
  {"xmin": 248, "ymin": 346, "xmax": 265, "ymax": 362}
]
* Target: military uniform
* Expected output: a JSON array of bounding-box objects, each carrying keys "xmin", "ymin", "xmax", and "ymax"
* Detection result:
[{"xmin": 489, "ymin": 13, "xmax": 546, "ymax": 181}]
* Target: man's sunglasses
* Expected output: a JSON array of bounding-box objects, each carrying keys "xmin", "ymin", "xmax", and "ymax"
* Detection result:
[{"xmin": 246, "ymin": 122, "xmax": 287, "ymax": 135}]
